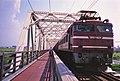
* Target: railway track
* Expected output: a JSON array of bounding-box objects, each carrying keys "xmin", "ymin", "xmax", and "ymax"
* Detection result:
[
  {"xmin": 59, "ymin": 52, "xmax": 120, "ymax": 81},
  {"xmin": 90, "ymin": 72, "xmax": 120, "ymax": 81},
  {"xmin": 75, "ymin": 72, "xmax": 120, "ymax": 81}
]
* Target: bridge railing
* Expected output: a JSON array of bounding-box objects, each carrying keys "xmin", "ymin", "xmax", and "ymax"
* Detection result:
[
  {"xmin": 0, "ymin": 50, "xmax": 47, "ymax": 81},
  {"xmin": 40, "ymin": 51, "xmax": 79, "ymax": 81},
  {"xmin": 53, "ymin": 52, "xmax": 79, "ymax": 81}
]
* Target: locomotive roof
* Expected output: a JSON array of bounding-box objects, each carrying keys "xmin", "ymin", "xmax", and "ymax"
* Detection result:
[
  {"xmin": 78, "ymin": 10, "xmax": 100, "ymax": 20},
  {"xmin": 73, "ymin": 20, "xmax": 112, "ymax": 25},
  {"xmin": 80, "ymin": 10, "xmax": 97, "ymax": 13}
]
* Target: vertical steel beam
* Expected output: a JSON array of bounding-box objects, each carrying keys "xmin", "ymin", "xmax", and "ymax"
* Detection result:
[
  {"xmin": 20, "ymin": 52, "xmax": 24, "ymax": 68},
  {"xmin": 35, "ymin": 26, "xmax": 37, "ymax": 51},
  {"xmin": 27, "ymin": 27, "xmax": 30, "ymax": 52},
  {"xmin": 31, "ymin": 26, "xmax": 34, "ymax": 51},
  {"xmin": 27, "ymin": 27, "xmax": 30, "ymax": 64},
  {"xmin": 43, "ymin": 37, "xmax": 45, "ymax": 50},
  {"xmin": 38, "ymin": 37, "xmax": 40, "ymax": 51},
  {"xmin": 12, "ymin": 54, "xmax": 16, "ymax": 73},
  {"xmin": 38, "ymin": 30, "xmax": 41, "ymax": 51},
  {"xmin": 0, "ymin": 53, "xmax": 3, "ymax": 81}
]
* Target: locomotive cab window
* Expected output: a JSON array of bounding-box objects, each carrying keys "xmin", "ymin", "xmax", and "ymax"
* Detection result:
[
  {"xmin": 97, "ymin": 25, "xmax": 113, "ymax": 33},
  {"xmin": 74, "ymin": 24, "xmax": 94, "ymax": 32}
]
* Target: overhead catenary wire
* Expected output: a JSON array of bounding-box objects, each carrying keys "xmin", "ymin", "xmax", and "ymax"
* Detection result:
[
  {"xmin": 27, "ymin": 0, "xmax": 39, "ymax": 22},
  {"xmin": 27, "ymin": 0, "xmax": 34, "ymax": 12},
  {"xmin": 49, "ymin": 0, "xmax": 51, "ymax": 12},
  {"xmin": 69, "ymin": 0, "xmax": 76, "ymax": 13},
  {"xmin": 87, "ymin": 0, "xmax": 99, "ymax": 9},
  {"xmin": 87, "ymin": 0, "xmax": 96, "ymax": 9},
  {"xmin": 80, "ymin": 0, "xmax": 88, "ymax": 9}
]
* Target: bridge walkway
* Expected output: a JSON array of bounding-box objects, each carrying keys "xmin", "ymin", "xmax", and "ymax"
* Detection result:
[
  {"xmin": 11, "ymin": 52, "xmax": 49, "ymax": 81},
  {"xmin": 2, "ymin": 50, "xmax": 79, "ymax": 81},
  {"xmin": 2, "ymin": 51, "xmax": 49, "ymax": 81}
]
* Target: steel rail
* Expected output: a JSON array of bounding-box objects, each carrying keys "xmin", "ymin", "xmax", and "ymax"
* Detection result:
[
  {"xmin": 100, "ymin": 72, "xmax": 120, "ymax": 81},
  {"xmin": 91, "ymin": 75, "xmax": 103, "ymax": 81}
]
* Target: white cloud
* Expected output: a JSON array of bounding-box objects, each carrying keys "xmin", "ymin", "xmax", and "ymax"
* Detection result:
[
  {"xmin": 12, "ymin": 0, "xmax": 21, "ymax": 26},
  {"xmin": 14, "ymin": 0, "xmax": 21, "ymax": 13}
]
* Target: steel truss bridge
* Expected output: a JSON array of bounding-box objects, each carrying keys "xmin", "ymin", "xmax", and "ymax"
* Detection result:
[
  {"xmin": 0, "ymin": 11, "xmax": 120, "ymax": 81},
  {"xmin": 0, "ymin": 11, "xmax": 82, "ymax": 81},
  {"xmin": 16, "ymin": 11, "xmax": 82, "ymax": 52}
]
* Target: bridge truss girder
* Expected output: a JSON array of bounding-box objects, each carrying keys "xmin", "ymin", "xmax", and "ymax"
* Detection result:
[{"xmin": 16, "ymin": 11, "xmax": 82, "ymax": 51}]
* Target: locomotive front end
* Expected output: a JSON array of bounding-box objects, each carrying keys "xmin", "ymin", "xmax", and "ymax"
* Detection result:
[
  {"xmin": 56, "ymin": 10, "xmax": 114, "ymax": 71},
  {"xmin": 71, "ymin": 21, "xmax": 113, "ymax": 70}
]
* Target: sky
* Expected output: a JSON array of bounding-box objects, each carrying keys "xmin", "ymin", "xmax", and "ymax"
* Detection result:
[{"xmin": 0, "ymin": 0, "xmax": 120, "ymax": 47}]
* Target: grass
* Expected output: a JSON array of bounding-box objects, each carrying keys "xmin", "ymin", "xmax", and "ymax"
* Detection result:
[
  {"xmin": 1, "ymin": 49, "xmax": 120, "ymax": 71},
  {"xmin": 3, "ymin": 54, "xmax": 12, "ymax": 64},
  {"xmin": 0, "ymin": 48, "xmax": 15, "ymax": 52},
  {"xmin": 3, "ymin": 54, "xmax": 13, "ymax": 70},
  {"xmin": 0, "ymin": 48, "xmax": 15, "ymax": 64},
  {"xmin": 113, "ymin": 52, "xmax": 120, "ymax": 60},
  {"xmin": 0, "ymin": 48, "xmax": 15, "ymax": 70},
  {"xmin": 112, "ymin": 64, "xmax": 120, "ymax": 71},
  {"xmin": 112, "ymin": 52, "xmax": 120, "ymax": 71}
]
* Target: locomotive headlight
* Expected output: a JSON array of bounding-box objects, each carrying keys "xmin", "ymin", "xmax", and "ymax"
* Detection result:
[
  {"xmin": 96, "ymin": 56, "xmax": 100, "ymax": 58},
  {"xmin": 103, "ymin": 19, "xmax": 109, "ymax": 23},
  {"xmin": 72, "ymin": 46, "xmax": 79, "ymax": 48},
  {"xmin": 78, "ymin": 53, "xmax": 82, "ymax": 58}
]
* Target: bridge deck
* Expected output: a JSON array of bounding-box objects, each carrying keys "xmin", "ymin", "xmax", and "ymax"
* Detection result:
[{"xmin": 11, "ymin": 52, "xmax": 49, "ymax": 81}]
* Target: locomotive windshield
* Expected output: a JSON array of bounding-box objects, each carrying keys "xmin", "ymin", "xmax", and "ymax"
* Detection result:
[
  {"xmin": 74, "ymin": 24, "xmax": 94, "ymax": 32},
  {"xmin": 97, "ymin": 25, "xmax": 113, "ymax": 33}
]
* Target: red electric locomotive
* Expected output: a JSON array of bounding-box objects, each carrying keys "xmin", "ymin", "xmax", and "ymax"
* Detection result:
[{"xmin": 54, "ymin": 10, "xmax": 113, "ymax": 71}]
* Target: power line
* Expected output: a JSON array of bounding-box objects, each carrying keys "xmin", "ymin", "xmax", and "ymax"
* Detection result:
[
  {"xmin": 69, "ymin": 0, "xmax": 76, "ymax": 13},
  {"xmin": 49, "ymin": 0, "xmax": 51, "ymax": 12},
  {"xmin": 87, "ymin": 0, "xmax": 99, "ymax": 9},
  {"xmin": 87, "ymin": 0, "xmax": 96, "ymax": 9},
  {"xmin": 27, "ymin": 0, "xmax": 34, "ymax": 12},
  {"xmin": 80, "ymin": 0, "xmax": 88, "ymax": 9}
]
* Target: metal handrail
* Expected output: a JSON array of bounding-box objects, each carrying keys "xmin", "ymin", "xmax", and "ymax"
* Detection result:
[
  {"xmin": 53, "ymin": 53, "xmax": 79, "ymax": 81},
  {"xmin": 0, "ymin": 50, "xmax": 48, "ymax": 81}
]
